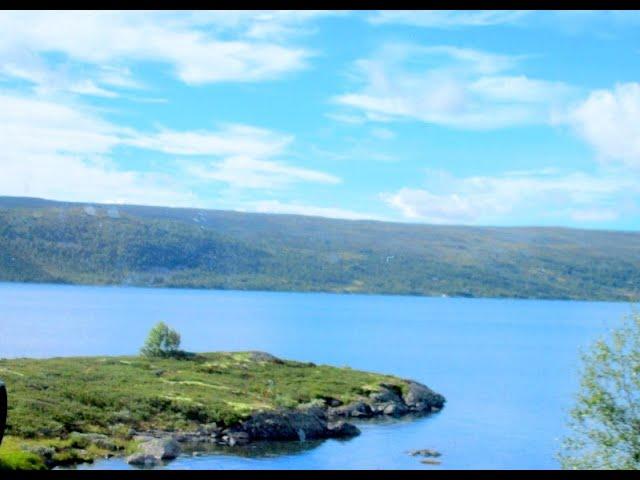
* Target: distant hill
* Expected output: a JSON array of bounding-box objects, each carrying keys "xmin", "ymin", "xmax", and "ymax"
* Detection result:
[{"xmin": 0, "ymin": 196, "xmax": 638, "ymax": 301}]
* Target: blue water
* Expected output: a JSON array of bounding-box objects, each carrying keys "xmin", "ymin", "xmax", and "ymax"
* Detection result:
[{"xmin": 0, "ymin": 282, "xmax": 633, "ymax": 469}]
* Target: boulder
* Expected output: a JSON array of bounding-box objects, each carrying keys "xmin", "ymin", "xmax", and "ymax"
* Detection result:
[
  {"xmin": 240, "ymin": 409, "xmax": 329, "ymax": 441},
  {"xmin": 136, "ymin": 437, "xmax": 181, "ymax": 460},
  {"xmin": 327, "ymin": 421, "xmax": 360, "ymax": 438},
  {"xmin": 369, "ymin": 384, "xmax": 404, "ymax": 404},
  {"xmin": 409, "ymin": 448, "xmax": 441, "ymax": 457},
  {"xmin": 402, "ymin": 381, "xmax": 445, "ymax": 412},
  {"xmin": 328, "ymin": 401, "xmax": 373, "ymax": 418},
  {"xmin": 127, "ymin": 453, "xmax": 161, "ymax": 467},
  {"xmin": 383, "ymin": 402, "xmax": 408, "ymax": 416}
]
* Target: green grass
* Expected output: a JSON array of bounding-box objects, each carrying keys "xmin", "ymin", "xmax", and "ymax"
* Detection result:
[
  {"xmin": 0, "ymin": 437, "xmax": 47, "ymax": 470},
  {"xmin": 0, "ymin": 351, "xmax": 407, "ymax": 469}
]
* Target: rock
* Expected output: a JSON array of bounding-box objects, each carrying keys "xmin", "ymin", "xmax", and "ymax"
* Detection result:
[
  {"xmin": 138, "ymin": 437, "xmax": 181, "ymax": 460},
  {"xmin": 421, "ymin": 459, "xmax": 441, "ymax": 465},
  {"xmin": 410, "ymin": 449, "xmax": 441, "ymax": 457},
  {"xmin": 370, "ymin": 384, "xmax": 404, "ymax": 404},
  {"xmin": 224, "ymin": 431, "xmax": 250, "ymax": 446},
  {"xmin": 127, "ymin": 453, "xmax": 161, "ymax": 467},
  {"xmin": 240, "ymin": 409, "xmax": 330, "ymax": 441},
  {"xmin": 383, "ymin": 402, "xmax": 408, "ymax": 416},
  {"xmin": 172, "ymin": 432, "xmax": 199, "ymax": 443},
  {"xmin": 402, "ymin": 381, "xmax": 445, "ymax": 412},
  {"xmin": 328, "ymin": 401, "xmax": 373, "ymax": 418},
  {"xmin": 325, "ymin": 397, "xmax": 343, "ymax": 407},
  {"xmin": 327, "ymin": 421, "xmax": 360, "ymax": 438},
  {"xmin": 196, "ymin": 422, "xmax": 221, "ymax": 436}
]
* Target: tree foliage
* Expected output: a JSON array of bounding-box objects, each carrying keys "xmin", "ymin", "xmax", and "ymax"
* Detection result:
[
  {"xmin": 559, "ymin": 312, "xmax": 640, "ymax": 470},
  {"xmin": 1, "ymin": 200, "xmax": 640, "ymax": 301},
  {"xmin": 141, "ymin": 322, "xmax": 182, "ymax": 358}
]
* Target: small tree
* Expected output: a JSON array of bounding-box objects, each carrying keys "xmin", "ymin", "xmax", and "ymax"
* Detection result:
[
  {"xmin": 559, "ymin": 312, "xmax": 640, "ymax": 470},
  {"xmin": 141, "ymin": 322, "xmax": 182, "ymax": 358}
]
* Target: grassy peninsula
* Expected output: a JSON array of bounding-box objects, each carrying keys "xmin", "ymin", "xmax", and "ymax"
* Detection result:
[{"xmin": 0, "ymin": 351, "xmax": 430, "ymax": 470}]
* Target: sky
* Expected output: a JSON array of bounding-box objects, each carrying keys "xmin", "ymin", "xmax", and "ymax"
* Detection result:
[{"xmin": 1, "ymin": 10, "xmax": 640, "ymax": 230}]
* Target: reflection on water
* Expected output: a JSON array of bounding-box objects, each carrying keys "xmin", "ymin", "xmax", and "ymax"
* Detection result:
[{"xmin": 182, "ymin": 438, "xmax": 328, "ymax": 459}]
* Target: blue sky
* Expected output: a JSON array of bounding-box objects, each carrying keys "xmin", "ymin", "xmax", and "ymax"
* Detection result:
[{"xmin": 1, "ymin": 10, "xmax": 640, "ymax": 230}]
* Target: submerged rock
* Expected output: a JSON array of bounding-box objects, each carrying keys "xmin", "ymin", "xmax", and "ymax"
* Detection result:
[{"xmin": 410, "ymin": 449, "xmax": 441, "ymax": 457}]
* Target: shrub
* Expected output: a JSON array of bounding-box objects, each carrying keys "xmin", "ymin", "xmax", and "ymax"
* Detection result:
[
  {"xmin": 559, "ymin": 312, "xmax": 640, "ymax": 469},
  {"xmin": 140, "ymin": 322, "xmax": 182, "ymax": 358}
]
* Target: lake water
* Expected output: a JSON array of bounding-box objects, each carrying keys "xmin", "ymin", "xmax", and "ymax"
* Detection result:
[{"xmin": 0, "ymin": 282, "xmax": 633, "ymax": 469}]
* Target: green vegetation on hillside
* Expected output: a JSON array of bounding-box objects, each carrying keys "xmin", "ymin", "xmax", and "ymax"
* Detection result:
[{"xmin": 1, "ymin": 196, "xmax": 639, "ymax": 301}]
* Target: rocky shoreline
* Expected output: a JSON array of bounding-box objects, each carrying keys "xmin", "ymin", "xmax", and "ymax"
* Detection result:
[{"xmin": 127, "ymin": 380, "xmax": 445, "ymax": 467}]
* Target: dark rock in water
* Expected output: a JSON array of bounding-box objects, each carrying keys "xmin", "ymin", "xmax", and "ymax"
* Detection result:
[
  {"xmin": 327, "ymin": 421, "xmax": 360, "ymax": 438},
  {"xmin": 328, "ymin": 401, "xmax": 373, "ymax": 418},
  {"xmin": 421, "ymin": 458, "xmax": 442, "ymax": 465},
  {"xmin": 402, "ymin": 381, "xmax": 446, "ymax": 412},
  {"xmin": 410, "ymin": 449, "xmax": 441, "ymax": 457},
  {"xmin": 239, "ymin": 409, "xmax": 330, "ymax": 441}
]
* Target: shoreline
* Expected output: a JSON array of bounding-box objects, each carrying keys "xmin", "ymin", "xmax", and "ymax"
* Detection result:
[{"xmin": 0, "ymin": 352, "xmax": 445, "ymax": 470}]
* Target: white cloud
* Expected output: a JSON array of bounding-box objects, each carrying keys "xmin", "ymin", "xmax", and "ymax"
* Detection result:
[
  {"xmin": 0, "ymin": 11, "xmax": 322, "ymax": 92},
  {"xmin": 382, "ymin": 169, "xmax": 639, "ymax": 225},
  {"xmin": 129, "ymin": 124, "xmax": 292, "ymax": 158},
  {"xmin": 246, "ymin": 200, "xmax": 380, "ymax": 221},
  {"xmin": 0, "ymin": 91, "xmax": 339, "ymax": 204},
  {"xmin": 187, "ymin": 156, "xmax": 341, "ymax": 189},
  {"xmin": 335, "ymin": 43, "xmax": 575, "ymax": 129},
  {"xmin": 0, "ymin": 93, "xmax": 196, "ymax": 206},
  {"xmin": 368, "ymin": 10, "xmax": 529, "ymax": 28},
  {"xmin": 563, "ymin": 83, "xmax": 640, "ymax": 168},
  {"xmin": 367, "ymin": 11, "xmax": 640, "ymax": 35}
]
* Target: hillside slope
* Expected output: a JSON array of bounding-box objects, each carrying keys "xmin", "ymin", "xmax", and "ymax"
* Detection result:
[{"xmin": 0, "ymin": 196, "xmax": 639, "ymax": 301}]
